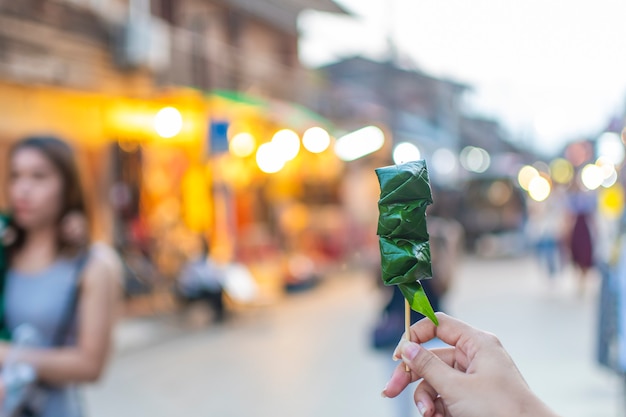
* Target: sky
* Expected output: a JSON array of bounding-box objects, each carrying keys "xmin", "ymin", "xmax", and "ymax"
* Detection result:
[{"xmin": 298, "ymin": 0, "xmax": 626, "ymax": 156}]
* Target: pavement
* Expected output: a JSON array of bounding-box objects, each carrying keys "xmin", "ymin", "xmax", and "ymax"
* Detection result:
[{"xmin": 86, "ymin": 255, "xmax": 621, "ymax": 417}]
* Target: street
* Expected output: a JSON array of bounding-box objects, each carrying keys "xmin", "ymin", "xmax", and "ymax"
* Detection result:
[{"xmin": 86, "ymin": 256, "xmax": 620, "ymax": 417}]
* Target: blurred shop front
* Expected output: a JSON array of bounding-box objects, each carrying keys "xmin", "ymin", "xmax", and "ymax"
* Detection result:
[
  {"xmin": 207, "ymin": 91, "xmax": 347, "ymax": 302},
  {"xmin": 0, "ymin": 82, "xmax": 211, "ymax": 307},
  {"xmin": 0, "ymin": 80, "xmax": 349, "ymax": 310}
]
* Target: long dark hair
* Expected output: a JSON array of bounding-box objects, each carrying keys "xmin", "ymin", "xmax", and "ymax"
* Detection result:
[{"xmin": 7, "ymin": 136, "xmax": 89, "ymax": 255}]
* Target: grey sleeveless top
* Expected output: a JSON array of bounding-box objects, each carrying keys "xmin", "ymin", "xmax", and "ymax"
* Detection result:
[{"xmin": 5, "ymin": 256, "xmax": 86, "ymax": 417}]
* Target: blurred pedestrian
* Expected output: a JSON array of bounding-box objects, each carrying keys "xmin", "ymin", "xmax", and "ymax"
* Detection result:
[
  {"xmin": 0, "ymin": 136, "xmax": 122, "ymax": 417},
  {"xmin": 566, "ymin": 182, "xmax": 596, "ymax": 295},
  {"xmin": 526, "ymin": 185, "xmax": 567, "ymax": 282},
  {"xmin": 176, "ymin": 236, "xmax": 226, "ymax": 323}
]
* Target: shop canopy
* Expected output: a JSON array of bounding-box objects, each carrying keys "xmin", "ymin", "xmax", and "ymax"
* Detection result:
[{"xmin": 209, "ymin": 89, "xmax": 334, "ymax": 133}]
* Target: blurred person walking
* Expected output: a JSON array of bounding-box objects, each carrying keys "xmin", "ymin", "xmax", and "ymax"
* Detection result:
[
  {"xmin": 0, "ymin": 136, "xmax": 122, "ymax": 417},
  {"xmin": 566, "ymin": 182, "xmax": 596, "ymax": 295},
  {"xmin": 526, "ymin": 186, "xmax": 567, "ymax": 283},
  {"xmin": 176, "ymin": 236, "xmax": 227, "ymax": 323}
]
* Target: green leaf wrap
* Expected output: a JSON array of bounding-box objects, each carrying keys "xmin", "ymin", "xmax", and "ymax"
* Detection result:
[
  {"xmin": 379, "ymin": 237, "xmax": 432, "ymax": 284},
  {"xmin": 376, "ymin": 160, "xmax": 437, "ymax": 325},
  {"xmin": 399, "ymin": 282, "xmax": 438, "ymax": 325},
  {"xmin": 375, "ymin": 160, "xmax": 433, "ymax": 205},
  {"xmin": 377, "ymin": 201, "xmax": 429, "ymax": 240}
]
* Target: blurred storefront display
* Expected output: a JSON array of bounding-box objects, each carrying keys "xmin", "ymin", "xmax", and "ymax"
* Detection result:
[
  {"xmin": 0, "ymin": 78, "xmax": 349, "ymax": 309},
  {"xmin": 207, "ymin": 90, "xmax": 346, "ymax": 302}
]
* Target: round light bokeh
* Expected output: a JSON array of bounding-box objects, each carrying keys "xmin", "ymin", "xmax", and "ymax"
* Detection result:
[
  {"xmin": 154, "ymin": 107, "xmax": 183, "ymax": 138},
  {"xmin": 460, "ymin": 146, "xmax": 491, "ymax": 173},
  {"xmin": 550, "ymin": 158, "xmax": 574, "ymax": 184},
  {"xmin": 528, "ymin": 176, "xmax": 551, "ymax": 202},
  {"xmin": 581, "ymin": 164, "xmax": 604, "ymax": 190},
  {"xmin": 517, "ymin": 165, "xmax": 539, "ymax": 191},
  {"xmin": 229, "ymin": 132, "xmax": 256, "ymax": 158},
  {"xmin": 432, "ymin": 148, "xmax": 457, "ymax": 176},
  {"xmin": 302, "ymin": 127, "xmax": 331, "ymax": 153},
  {"xmin": 597, "ymin": 132, "xmax": 625, "ymax": 166},
  {"xmin": 393, "ymin": 142, "xmax": 421, "ymax": 164},
  {"xmin": 256, "ymin": 142, "xmax": 285, "ymax": 174},
  {"xmin": 272, "ymin": 129, "xmax": 300, "ymax": 161}
]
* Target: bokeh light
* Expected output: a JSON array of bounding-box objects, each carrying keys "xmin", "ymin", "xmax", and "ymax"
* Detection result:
[
  {"xmin": 599, "ymin": 184, "xmax": 625, "ymax": 219},
  {"xmin": 602, "ymin": 169, "xmax": 618, "ymax": 188},
  {"xmin": 229, "ymin": 132, "xmax": 256, "ymax": 157},
  {"xmin": 272, "ymin": 129, "xmax": 300, "ymax": 161},
  {"xmin": 334, "ymin": 126, "xmax": 385, "ymax": 161},
  {"xmin": 597, "ymin": 132, "xmax": 625, "ymax": 166},
  {"xmin": 432, "ymin": 148, "xmax": 457, "ymax": 176},
  {"xmin": 528, "ymin": 176, "xmax": 551, "ymax": 202},
  {"xmin": 487, "ymin": 180, "xmax": 513, "ymax": 206},
  {"xmin": 302, "ymin": 127, "xmax": 331, "ymax": 153},
  {"xmin": 581, "ymin": 163, "xmax": 603, "ymax": 190},
  {"xmin": 549, "ymin": 158, "xmax": 574, "ymax": 184},
  {"xmin": 517, "ymin": 165, "xmax": 539, "ymax": 191},
  {"xmin": 256, "ymin": 142, "xmax": 285, "ymax": 174},
  {"xmin": 460, "ymin": 146, "xmax": 491, "ymax": 173},
  {"xmin": 154, "ymin": 107, "xmax": 183, "ymax": 138},
  {"xmin": 596, "ymin": 157, "xmax": 617, "ymax": 188},
  {"xmin": 393, "ymin": 142, "xmax": 421, "ymax": 164}
]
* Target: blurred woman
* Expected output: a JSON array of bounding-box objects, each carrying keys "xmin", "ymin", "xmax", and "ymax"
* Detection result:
[
  {"xmin": 567, "ymin": 181, "xmax": 596, "ymax": 295},
  {"xmin": 1, "ymin": 136, "xmax": 122, "ymax": 416}
]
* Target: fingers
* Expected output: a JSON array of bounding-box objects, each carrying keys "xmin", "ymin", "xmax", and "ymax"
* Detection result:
[
  {"xmin": 408, "ymin": 313, "xmax": 481, "ymax": 349},
  {"xmin": 382, "ymin": 361, "xmax": 412, "ymax": 398},
  {"xmin": 414, "ymin": 380, "xmax": 437, "ymax": 417},
  {"xmin": 398, "ymin": 340, "xmax": 460, "ymax": 396},
  {"xmin": 433, "ymin": 397, "xmax": 447, "ymax": 417},
  {"xmin": 384, "ymin": 347, "xmax": 457, "ymax": 398}
]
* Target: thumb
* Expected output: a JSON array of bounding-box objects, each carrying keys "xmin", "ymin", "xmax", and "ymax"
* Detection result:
[{"xmin": 399, "ymin": 341, "xmax": 458, "ymax": 394}]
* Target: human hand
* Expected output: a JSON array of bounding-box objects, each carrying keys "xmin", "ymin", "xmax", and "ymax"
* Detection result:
[{"xmin": 382, "ymin": 313, "xmax": 559, "ymax": 417}]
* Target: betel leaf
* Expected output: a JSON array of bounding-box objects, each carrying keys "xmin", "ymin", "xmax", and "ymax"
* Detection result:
[
  {"xmin": 377, "ymin": 201, "xmax": 429, "ymax": 240},
  {"xmin": 375, "ymin": 160, "xmax": 438, "ymax": 326},
  {"xmin": 379, "ymin": 237, "xmax": 432, "ymax": 284},
  {"xmin": 399, "ymin": 282, "xmax": 438, "ymax": 325},
  {"xmin": 376, "ymin": 160, "xmax": 433, "ymax": 205}
]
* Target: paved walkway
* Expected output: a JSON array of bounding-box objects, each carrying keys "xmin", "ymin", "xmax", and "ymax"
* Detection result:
[{"xmin": 86, "ymin": 256, "xmax": 620, "ymax": 417}]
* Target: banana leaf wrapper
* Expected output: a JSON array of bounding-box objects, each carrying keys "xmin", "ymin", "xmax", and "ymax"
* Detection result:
[
  {"xmin": 375, "ymin": 160, "xmax": 433, "ymax": 205},
  {"xmin": 377, "ymin": 201, "xmax": 428, "ymax": 240}
]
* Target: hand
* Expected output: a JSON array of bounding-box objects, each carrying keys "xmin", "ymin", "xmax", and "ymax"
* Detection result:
[{"xmin": 382, "ymin": 313, "xmax": 559, "ymax": 417}]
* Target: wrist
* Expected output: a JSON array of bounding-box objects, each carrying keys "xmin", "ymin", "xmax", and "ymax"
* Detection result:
[{"xmin": 518, "ymin": 392, "xmax": 560, "ymax": 417}]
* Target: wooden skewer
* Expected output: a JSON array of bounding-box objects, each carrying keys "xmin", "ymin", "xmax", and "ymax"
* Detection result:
[{"xmin": 405, "ymin": 299, "xmax": 411, "ymax": 372}]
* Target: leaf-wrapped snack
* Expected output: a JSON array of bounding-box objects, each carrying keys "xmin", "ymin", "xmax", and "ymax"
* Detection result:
[
  {"xmin": 376, "ymin": 160, "xmax": 433, "ymax": 205},
  {"xmin": 377, "ymin": 202, "xmax": 429, "ymax": 240},
  {"xmin": 379, "ymin": 237, "xmax": 432, "ymax": 284},
  {"xmin": 376, "ymin": 160, "xmax": 438, "ymax": 325}
]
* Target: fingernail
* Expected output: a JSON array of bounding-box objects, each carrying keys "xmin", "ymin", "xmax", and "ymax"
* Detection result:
[
  {"xmin": 400, "ymin": 341, "xmax": 421, "ymax": 362},
  {"xmin": 417, "ymin": 401, "xmax": 427, "ymax": 415},
  {"xmin": 381, "ymin": 384, "xmax": 388, "ymax": 398},
  {"xmin": 392, "ymin": 342, "xmax": 400, "ymax": 359}
]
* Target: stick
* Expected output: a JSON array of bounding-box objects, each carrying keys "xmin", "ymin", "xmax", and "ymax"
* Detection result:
[{"xmin": 405, "ymin": 298, "xmax": 411, "ymax": 372}]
